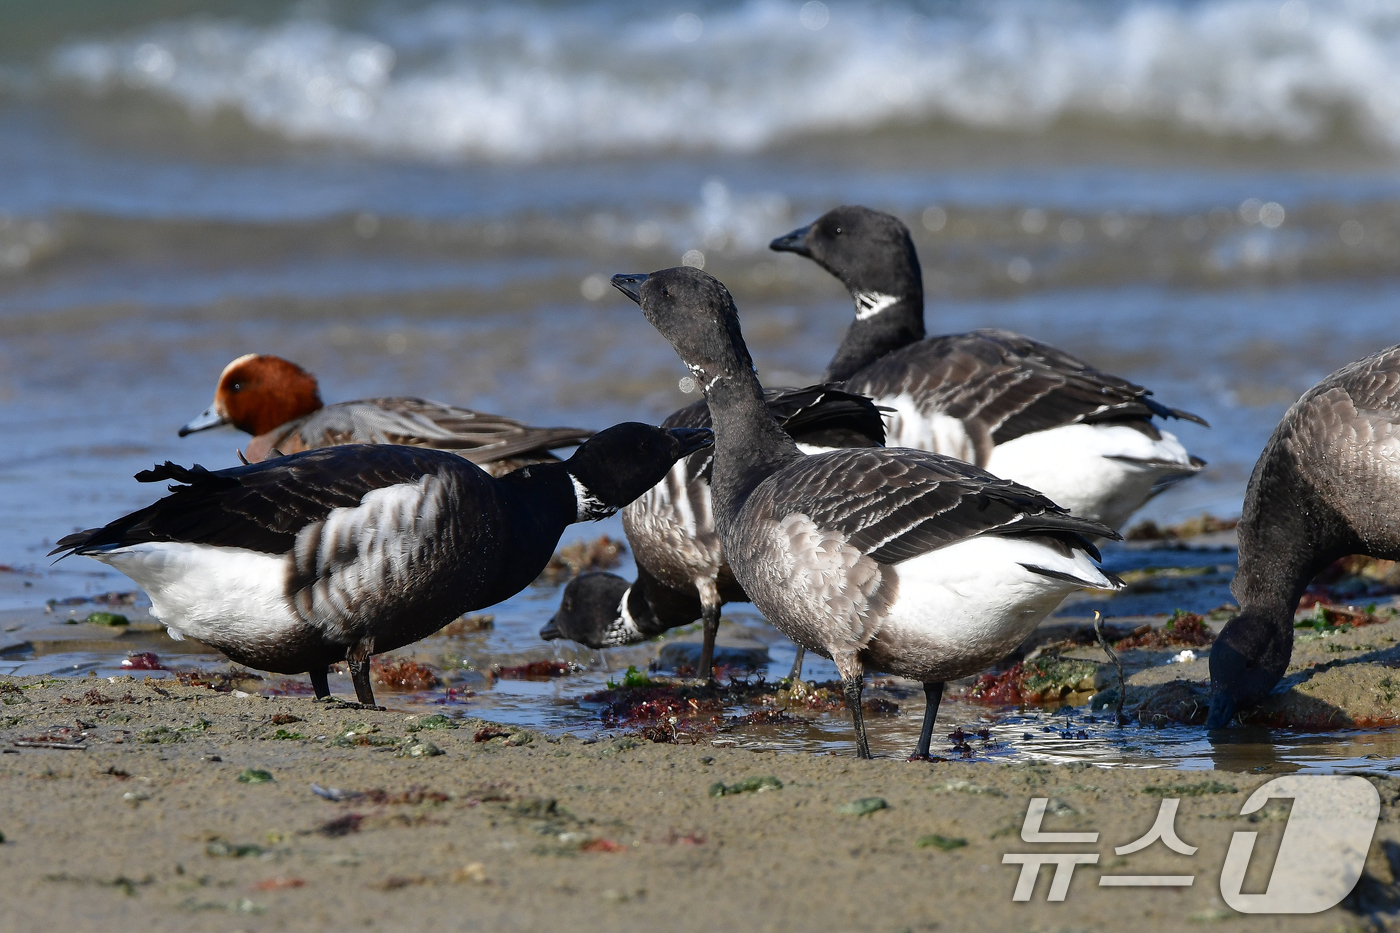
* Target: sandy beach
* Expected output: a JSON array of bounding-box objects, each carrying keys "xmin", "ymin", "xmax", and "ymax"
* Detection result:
[{"xmin": 3, "ymin": 673, "xmax": 1400, "ymax": 933}]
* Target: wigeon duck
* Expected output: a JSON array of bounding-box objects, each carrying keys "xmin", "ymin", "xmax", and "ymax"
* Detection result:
[
  {"xmin": 617, "ymin": 267, "xmax": 1121, "ymax": 759},
  {"xmin": 180, "ymin": 354, "xmax": 593, "ymax": 474},
  {"xmin": 52, "ymin": 423, "xmax": 712, "ymax": 706},
  {"xmin": 1208, "ymin": 345, "xmax": 1400, "ymax": 727},
  {"xmin": 770, "ymin": 206, "xmax": 1208, "ymax": 531},
  {"xmin": 542, "ymin": 384, "xmax": 885, "ymax": 680}
]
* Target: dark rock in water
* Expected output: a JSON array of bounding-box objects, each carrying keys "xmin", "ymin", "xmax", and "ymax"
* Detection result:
[{"xmin": 656, "ymin": 639, "xmax": 769, "ymax": 672}]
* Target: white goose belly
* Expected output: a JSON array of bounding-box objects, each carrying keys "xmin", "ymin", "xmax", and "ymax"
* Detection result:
[
  {"xmin": 985, "ymin": 423, "xmax": 1195, "ymax": 530},
  {"xmin": 862, "ymin": 536, "xmax": 1113, "ymax": 683},
  {"xmin": 91, "ymin": 541, "xmax": 311, "ymax": 650}
]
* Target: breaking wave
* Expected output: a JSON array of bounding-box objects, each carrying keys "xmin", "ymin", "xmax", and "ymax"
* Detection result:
[{"xmin": 46, "ymin": 0, "xmax": 1400, "ymax": 161}]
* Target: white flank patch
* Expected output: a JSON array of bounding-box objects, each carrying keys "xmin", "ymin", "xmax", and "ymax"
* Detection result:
[
  {"xmin": 986, "ymin": 423, "xmax": 1196, "ymax": 530},
  {"xmin": 571, "ymin": 474, "xmax": 614, "ymax": 521},
  {"xmin": 291, "ymin": 475, "xmax": 448, "ymax": 638},
  {"xmin": 91, "ymin": 542, "xmax": 301, "ymax": 647},
  {"xmin": 873, "ymin": 392, "xmax": 978, "ymax": 462},
  {"xmin": 873, "ymin": 535, "xmax": 1114, "ymax": 682},
  {"xmin": 853, "ymin": 291, "xmax": 901, "ymax": 321}
]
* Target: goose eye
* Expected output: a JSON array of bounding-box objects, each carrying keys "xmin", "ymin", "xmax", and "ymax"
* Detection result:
[
  {"xmin": 834, "ymin": 226, "xmax": 843, "ymax": 235},
  {"xmin": 230, "ymin": 382, "xmax": 243, "ymax": 392}
]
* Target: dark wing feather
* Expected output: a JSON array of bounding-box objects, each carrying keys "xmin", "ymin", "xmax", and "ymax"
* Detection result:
[
  {"xmin": 51, "ymin": 445, "xmax": 474, "ymax": 558},
  {"xmin": 279, "ymin": 398, "xmax": 594, "ymax": 464},
  {"xmin": 759, "ymin": 448, "xmax": 1118, "ymax": 566},
  {"xmin": 846, "ymin": 329, "xmax": 1206, "ymax": 460},
  {"xmin": 662, "ymin": 385, "xmax": 884, "ymax": 483}
]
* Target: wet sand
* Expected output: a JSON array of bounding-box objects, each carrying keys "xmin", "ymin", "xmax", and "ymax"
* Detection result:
[{"xmin": 4, "ymin": 674, "xmax": 1400, "ymax": 932}]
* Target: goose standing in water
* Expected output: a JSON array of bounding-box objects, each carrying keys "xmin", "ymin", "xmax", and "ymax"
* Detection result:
[
  {"xmin": 771, "ymin": 206, "xmax": 1207, "ymax": 531},
  {"xmin": 1208, "ymin": 345, "xmax": 1400, "ymax": 727},
  {"xmin": 53, "ymin": 424, "xmax": 711, "ymax": 707},
  {"xmin": 616, "ymin": 266, "xmax": 1121, "ymax": 758}
]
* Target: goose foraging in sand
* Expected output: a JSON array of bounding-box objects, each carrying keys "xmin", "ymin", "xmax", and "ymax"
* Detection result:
[{"xmin": 1208, "ymin": 345, "xmax": 1400, "ymax": 728}]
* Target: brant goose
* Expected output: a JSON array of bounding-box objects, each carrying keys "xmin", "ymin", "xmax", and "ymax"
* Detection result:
[
  {"xmin": 542, "ymin": 385, "xmax": 884, "ymax": 681},
  {"xmin": 771, "ymin": 206, "xmax": 1208, "ymax": 530},
  {"xmin": 52, "ymin": 423, "xmax": 711, "ymax": 707},
  {"xmin": 1207, "ymin": 345, "xmax": 1400, "ymax": 727},
  {"xmin": 180, "ymin": 354, "xmax": 593, "ymax": 474},
  {"xmin": 615, "ymin": 267, "xmax": 1121, "ymax": 758}
]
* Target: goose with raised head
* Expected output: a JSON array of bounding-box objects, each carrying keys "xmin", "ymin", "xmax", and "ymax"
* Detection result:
[
  {"xmin": 53, "ymin": 423, "xmax": 711, "ymax": 707},
  {"xmin": 615, "ymin": 266, "xmax": 1122, "ymax": 759},
  {"xmin": 771, "ymin": 205, "xmax": 1208, "ymax": 531},
  {"xmin": 180, "ymin": 354, "xmax": 593, "ymax": 474},
  {"xmin": 1207, "ymin": 345, "xmax": 1400, "ymax": 727},
  {"xmin": 542, "ymin": 384, "xmax": 885, "ymax": 681}
]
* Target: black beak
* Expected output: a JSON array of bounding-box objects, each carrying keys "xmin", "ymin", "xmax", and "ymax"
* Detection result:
[
  {"xmin": 666, "ymin": 426, "xmax": 714, "ymax": 457},
  {"xmin": 539, "ymin": 617, "xmax": 561, "ymax": 640},
  {"xmin": 611, "ymin": 273, "xmax": 648, "ymax": 304},
  {"xmin": 1205, "ymin": 691, "xmax": 1236, "ymax": 730},
  {"xmin": 769, "ymin": 223, "xmax": 813, "ymax": 256}
]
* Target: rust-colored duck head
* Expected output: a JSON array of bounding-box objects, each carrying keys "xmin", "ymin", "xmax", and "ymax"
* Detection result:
[{"xmin": 179, "ymin": 354, "xmax": 325, "ymax": 438}]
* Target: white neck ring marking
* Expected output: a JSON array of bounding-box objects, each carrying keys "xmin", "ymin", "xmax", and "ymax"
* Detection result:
[
  {"xmin": 854, "ymin": 291, "xmax": 901, "ymax": 321},
  {"xmin": 570, "ymin": 474, "xmax": 613, "ymax": 521}
]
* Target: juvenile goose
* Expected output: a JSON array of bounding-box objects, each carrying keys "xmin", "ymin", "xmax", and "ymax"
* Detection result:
[
  {"xmin": 615, "ymin": 267, "xmax": 1121, "ymax": 758},
  {"xmin": 1207, "ymin": 345, "xmax": 1400, "ymax": 728},
  {"xmin": 542, "ymin": 385, "xmax": 885, "ymax": 680},
  {"xmin": 771, "ymin": 206, "xmax": 1207, "ymax": 530},
  {"xmin": 52, "ymin": 423, "xmax": 711, "ymax": 706},
  {"xmin": 180, "ymin": 354, "xmax": 593, "ymax": 474}
]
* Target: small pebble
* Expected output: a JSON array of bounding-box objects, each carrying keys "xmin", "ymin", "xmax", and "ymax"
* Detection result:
[{"xmin": 835, "ymin": 797, "xmax": 887, "ymax": 816}]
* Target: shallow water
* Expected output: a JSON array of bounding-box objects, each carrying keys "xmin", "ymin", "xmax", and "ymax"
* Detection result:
[{"xmin": 4, "ymin": 0, "xmax": 1400, "ymax": 770}]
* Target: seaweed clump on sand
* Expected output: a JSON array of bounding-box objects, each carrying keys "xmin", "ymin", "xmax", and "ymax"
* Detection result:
[
  {"xmin": 584, "ymin": 669, "xmax": 895, "ymax": 744},
  {"xmin": 968, "ymin": 654, "xmax": 1099, "ymax": 705},
  {"xmin": 1113, "ymin": 611, "xmax": 1216, "ymax": 650},
  {"xmin": 370, "ymin": 657, "xmax": 440, "ymax": 691}
]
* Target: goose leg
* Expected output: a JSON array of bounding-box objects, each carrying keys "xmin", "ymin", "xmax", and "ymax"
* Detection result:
[
  {"xmin": 911, "ymin": 681, "xmax": 945, "ymax": 760},
  {"xmin": 841, "ymin": 673, "xmax": 872, "ymax": 759},
  {"xmin": 346, "ymin": 640, "xmax": 380, "ymax": 709},
  {"xmin": 310, "ymin": 666, "xmax": 330, "ymax": 700},
  {"xmin": 787, "ymin": 646, "xmax": 806, "ymax": 683},
  {"xmin": 697, "ymin": 579, "xmax": 721, "ymax": 683}
]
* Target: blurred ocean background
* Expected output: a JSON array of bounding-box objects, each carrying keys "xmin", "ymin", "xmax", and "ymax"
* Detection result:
[{"xmin": 3, "ymin": 0, "xmax": 1400, "ymax": 615}]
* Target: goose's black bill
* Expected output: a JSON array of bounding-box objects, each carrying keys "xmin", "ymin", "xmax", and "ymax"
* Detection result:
[
  {"xmin": 1205, "ymin": 692, "xmax": 1235, "ymax": 730},
  {"xmin": 768, "ymin": 223, "xmax": 812, "ymax": 256},
  {"xmin": 611, "ymin": 273, "xmax": 649, "ymax": 304},
  {"xmin": 665, "ymin": 426, "xmax": 714, "ymax": 457}
]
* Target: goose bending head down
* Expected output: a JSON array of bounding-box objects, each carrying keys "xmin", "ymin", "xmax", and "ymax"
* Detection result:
[
  {"xmin": 770, "ymin": 205, "xmax": 1208, "ymax": 532},
  {"xmin": 1207, "ymin": 345, "xmax": 1400, "ymax": 728},
  {"xmin": 51, "ymin": 423, "xmax": 711, "ymax": 707},
  {"xmin": 614, "ymin": 267, "xmax": 1122, "ymax": 759}
]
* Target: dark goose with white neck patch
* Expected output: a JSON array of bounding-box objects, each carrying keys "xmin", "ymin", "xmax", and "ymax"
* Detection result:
[
  {"xmin": 542, "ymin": 385, "xmax": 884, "ymax": 680},
  {"xmin": 1207, "ymin": 345, "xmax": 1400, "ymax": 728},
  {"xmin": 51, "ymin": 423, "xmax": 711, "ymax": 707},
  {"xmin": 615, "ymin": 267, "xmax": 1122, "ymax": 759},
  {"xmin": 771, "ymin": 205, "xmax": 1207, "ymax": 531}
]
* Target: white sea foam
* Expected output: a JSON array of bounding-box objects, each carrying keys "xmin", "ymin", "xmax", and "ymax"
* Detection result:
[{"xmin": 49, "ymin": 0, "xmax": 1400, "ymax": 162}]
